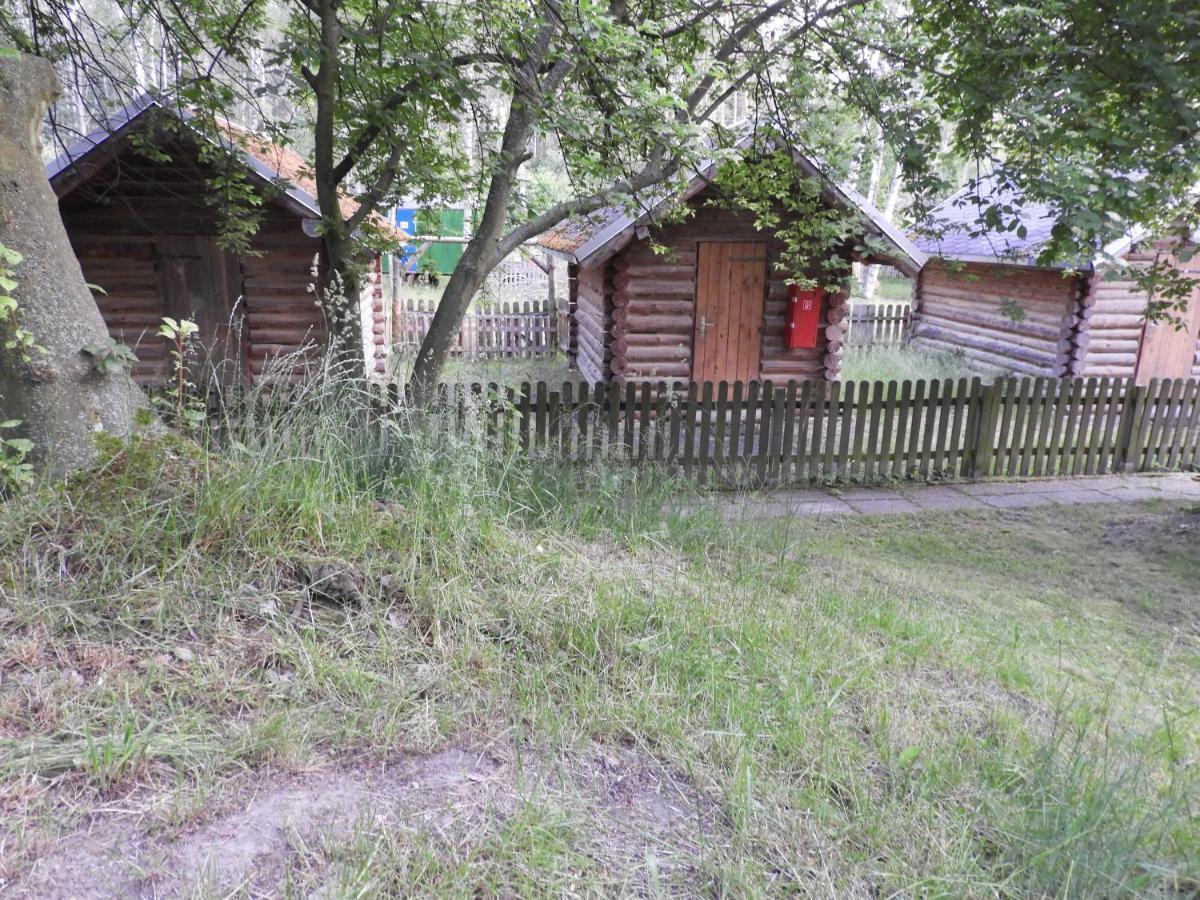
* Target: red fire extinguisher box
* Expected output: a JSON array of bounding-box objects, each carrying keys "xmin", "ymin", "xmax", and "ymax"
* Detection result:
[{"xmin": 787, "ymin": 285, "xmax": 823, "ymax": 349}]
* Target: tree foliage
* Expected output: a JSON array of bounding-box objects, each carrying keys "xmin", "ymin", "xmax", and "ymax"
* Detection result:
[{"xmin": 4, "ymin": 0, "xmax": 1200, "ymax": 380}]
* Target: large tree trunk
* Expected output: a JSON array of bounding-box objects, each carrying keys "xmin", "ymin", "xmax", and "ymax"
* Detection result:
[{"xmin": 0, "ymin": 54, "xmax": 147, "ymax": 479}]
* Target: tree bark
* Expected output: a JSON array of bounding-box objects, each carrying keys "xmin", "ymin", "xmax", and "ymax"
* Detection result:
[
  {"xmin": 407, "ymin": 87, "xmax": 538, "ymax": 403},
  {"xmin": 310, "ymin": 0, "xmax": 367, "ymax": 377},
  {"xmin": 0, "ymin": 53, "xmax": 148, "ymax": 479}
]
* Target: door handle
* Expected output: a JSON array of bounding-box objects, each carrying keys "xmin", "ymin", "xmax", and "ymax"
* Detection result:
[{"xmin": 698, "ymin": 317, "xmax": 714, "ymax": 340}]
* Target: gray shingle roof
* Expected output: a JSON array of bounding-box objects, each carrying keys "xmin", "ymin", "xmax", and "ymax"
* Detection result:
[{"xmin": 912, "ymin": 176, "xmax": 1068, "ymax": 267}]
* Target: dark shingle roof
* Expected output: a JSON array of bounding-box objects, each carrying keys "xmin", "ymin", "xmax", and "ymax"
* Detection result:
[
  {"xmin": 46, "ymin": 94, "xmax": 403, "ymax": 240},
  {"xmin": 912, "ymin": 176, "xmax": 1066, "ymax": 267}
]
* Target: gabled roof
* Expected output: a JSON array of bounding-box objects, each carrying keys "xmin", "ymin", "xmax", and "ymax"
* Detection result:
[
  {"xmin": 46, "ymin": 95, "xmax": 401, "ymax": 238},
  {"xmin": 535, "ymin": 144, "xmax": 926, "ymax": 277},
  {"xmin": 913, "ymin": 175, "xmax": 1146, "ymax": 270}
]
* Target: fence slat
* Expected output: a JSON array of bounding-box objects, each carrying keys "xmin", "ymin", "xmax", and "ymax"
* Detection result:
[{"xmin": 442, "ymin": 375, "xmax": 1199, "ymax": 487}]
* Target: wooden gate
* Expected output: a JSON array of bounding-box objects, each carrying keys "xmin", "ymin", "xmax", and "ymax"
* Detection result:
[{"xmin": 692, "ymin": 241, "xmax": 767, "ymax": 383}]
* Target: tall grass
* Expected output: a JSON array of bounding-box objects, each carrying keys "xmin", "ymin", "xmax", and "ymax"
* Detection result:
[{"xmin": 840, "ymin": 343, "xmax": 980, "ymax": 382}]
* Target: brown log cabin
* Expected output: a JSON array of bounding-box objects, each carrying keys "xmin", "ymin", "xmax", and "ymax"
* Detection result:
[
  {"xmin": 536, "ymin": 150, "xmax": 925, "ymax": 385},
  {"xmin": 911, "ymin": 178, "xmax": 1200, "ymax": 383},
  {"xmin": 46, "ymin": 96, "xmax": 394, "ymax": 386}
]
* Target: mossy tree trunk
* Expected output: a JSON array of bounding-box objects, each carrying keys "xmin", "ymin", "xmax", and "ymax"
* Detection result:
[{"xmin": 0, "ymin": 53, "xmax": 147, "ymax": 478}]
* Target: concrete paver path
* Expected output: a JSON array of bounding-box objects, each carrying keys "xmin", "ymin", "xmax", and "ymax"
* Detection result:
[{"xmin": 717, "ymin": 472, "xmax": 1200, "ymax": 519}]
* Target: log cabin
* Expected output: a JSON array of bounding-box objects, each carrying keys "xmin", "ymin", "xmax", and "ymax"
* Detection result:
[
  {"xmin": 536, "ymin": 150, "xmax": 925, "ymax": 385},
  {"xmin": 911, "ymin": 179, "xmax": 1200, "ymax": 382},
  {"xmin": 45, "ymin": 95, "xmax": 396, "ymax": 385}
]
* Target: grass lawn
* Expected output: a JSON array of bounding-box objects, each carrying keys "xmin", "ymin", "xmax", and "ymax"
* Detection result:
[{"xmin": 1, "ymin": 385, "xmax": 1197, "ymax": 896}]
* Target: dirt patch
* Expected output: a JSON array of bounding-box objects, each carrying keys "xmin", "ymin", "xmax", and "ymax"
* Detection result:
[
  {"xmin": 6, "ymin": 740, "xmax": 724, "ymax": 898},
  {"xmin": 1099, "ymin": 507, "xmax": 1200, "ymax": 630}
]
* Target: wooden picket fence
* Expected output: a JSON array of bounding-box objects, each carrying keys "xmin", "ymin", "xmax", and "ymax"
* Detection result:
[
  {"xmin": 847, "ymin": 303, "xmax": 911, "ymax": 346},
  {"xmin": 395, "ymin": 298, "xmax": 557, "ymax": 359},
  {"xmin": 405, "ymin": 376, "xmax": 1200, "ymax": 487}
]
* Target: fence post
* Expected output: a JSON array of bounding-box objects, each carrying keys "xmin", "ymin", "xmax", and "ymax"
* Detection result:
[
  {"xmin": 1115, "ymin": 379, "xmax": 1146, "ymax": 473},
  {"xmin": 964, "ymin": 377, "xmax": 994, "ymax": 479}
]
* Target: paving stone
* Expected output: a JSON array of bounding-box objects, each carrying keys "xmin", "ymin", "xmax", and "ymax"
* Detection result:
[
  {"xmin": 838, "ymin": 487, "xmax": 911, "ymax": 502},
  {"xmin": 843, "ymin": 496, "xmax": 922, "ymax": 514},
  {"xmin": 977, "ymin": 492, "xmax": 1056, "ymax": 509},
  {"xmin": 782, "ymin": 499, "xmax": 856, "ymax": 517},
  {"xmin": 907, "ymin": 492, "xmax": 981, "ymax": 510},
  {"xmin": 1094, "ymin": 486, "xmax": 1167, "ymax": 501},
  {"xmin": 1042, "ymin": 489, "xmax": 1120, "ymax": 505},
  {"xmin": 956, "ymin": 481, "xmax": 1033, "ymax": 496},
  {"xmin": 1026, "ymin": 478, "xmax": 1109, "ymax": 494}
]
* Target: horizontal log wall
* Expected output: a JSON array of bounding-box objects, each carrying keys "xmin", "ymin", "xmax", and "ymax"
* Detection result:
[
  {"xmin": 575, "ymin": 264, "xmax": 611, "ymax": 384},
  {"xmin": 241, "ymin": 210, "xmax": 326, "ymax": 381},
  {"xmin": 605, "ymin": 198, "xmax": 841, "ymax": 384},
  {"xmin": 1075, "ymin": 246, "xmax": 1200, "ymax": 380},
  {"xmin": 410, "ymin": 376, "xmax": 1200, "ymax": 486},
  {"xmin": 912, "ymin": 261, "xmax": 1082, "ymax": 376},
  {"xmin": 66, "ymin": 232, "xmax": 167, "ymax": 383},
  {"xmin": 58, "ymin": 134, "xmax": 362, "ymax": 385},
  {"xmin": 1073, "ymin": 252, "xmax": 1152, "ymax": 378}
]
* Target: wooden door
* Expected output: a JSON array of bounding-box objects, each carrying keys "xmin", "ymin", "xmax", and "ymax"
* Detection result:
[
  {"xmin": 692, "ymin": 241, "xmax": 767, "ymax": 383},
  {"xmin": 156, "ymin": 235, "xmax": 245, "ymax": 385},
  {"xmin": 1134, "ymin": 261, "xmax": 1200, "ymax": 384}
]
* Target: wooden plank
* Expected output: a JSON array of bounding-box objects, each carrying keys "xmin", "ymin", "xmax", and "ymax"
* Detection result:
[
  {"xmin": 850, "ymin": 381, "xmax": 870, "ymax": 481},
  {"xmin": 1180, "ymin": 381, "xmax": 1200, "ymax": 469},
  {"xmin": 931, "ymin": 379, "xmax": 955, "ymax": 477},
  {"xmin": 714, "ymin": 381, "xmax": 729, "ymax": 481},
  {"xmin": 683, "ymin": 382, "xmax": 699, "ymax": 479},
  {"xmin": 837, "ymin": 381, "xmax": 856, "ymax": 481},
  {"xmin": 946, "ymin": 377, "xmax": 970, "ymax": 478},
  {"xmin": 729, "ymin": 380, "xmax": 747, "ymax": 484},
  {"xmin": 823, "ymin": 381, "xmax": 842, "ymax": 481},
  {"xmin": 807, "ymin": 380, "xmax": 826, "ymax": 483},
  {"xmin": 519, "ymin": 382, "xmax": 532, "ymax": 454},
  {"xmin": 1061, "ymin": 378, "xmax": 1084, "ymax": 474},
  {"xmin": 863, "ymin": 381, "xmax": 883, "ymax": 481},
  {"xmin": 904, "ymin": 380, "xmax": 926, "ymax": 478},
  {"xmin": 892, "ymin": 380, "xmax": 911, "ymax": 479},
  {"xmin": 667, "ymin": 381, "xmax": 683, "ymax": 467},
  {"xmin": 742, "ymin": 380, "xmax": 760, "ymax": 479},
  {"xmin": 779, "ymin": 380, "xmax": 799, "ymax": 485},
  {"xmin": 621, "ymin": 381, "xmax": 636, "ymax": 459},
  {"xmin": 637, "ymin": 381, "xmax": 653, "ymax": 463},
  {"xmin": 879, "ymin": 380, "xmax": 898, "ymax": 479},
  {"xmin": 699, "ymin": 381, "xmax": 715, "ymax": 485},
  {"xmin": 1166, "ymin": 379, "xmax": 1197, "ymax": 469},
  {"xmin": 919, "ymin": 379, "xmax": 941, "ymax": 479},
  {"xmin": 1018, "ymin": 378, "xmax": 1045, "ymax": 478}
]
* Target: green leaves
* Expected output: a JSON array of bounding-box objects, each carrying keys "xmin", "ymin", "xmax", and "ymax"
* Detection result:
[{"xmin": 81, "ymin": 338, "xmax": 139, "ymax": 377}]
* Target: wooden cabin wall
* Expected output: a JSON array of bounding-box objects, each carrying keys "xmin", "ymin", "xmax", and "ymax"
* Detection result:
[
  {"xmin": 1074, "ymin": 246, "xmax": 1200, "ymax": 379},
  {"xmin": 65, "ymin": 231, "xmax": 167, "ymax": 383},
  {"xmin": 575, "ymin": 264, "xmax": 611, "ymax": 384},
  {"xmin": 358, "ymin": 255, "xmax": 388, "ymax": 376},
  {"xmin": 58, "ymin": 136, "xmax": 340, "ymax": 385},
  {"xmin": 911, "ymin": 261, "xmax": 1082, "ymax": 376},
  {"xmin": 241, "ymin": 209, "xmax": 325, "ymax": 382},
  {"xmin": 606, "ymin": 202, "xmax": 838, "ymax": 383}
]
